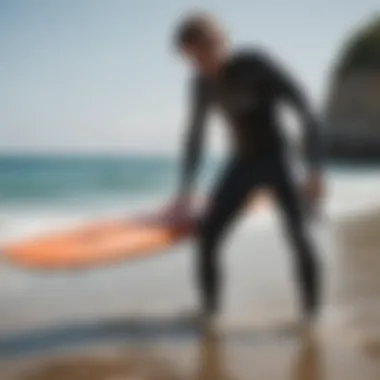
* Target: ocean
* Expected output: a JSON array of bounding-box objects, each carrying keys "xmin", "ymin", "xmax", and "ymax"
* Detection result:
[
  {"xmin": 0, "ymin": 154, "xmax": 223, "ymax": 243},
  {"xmin": 1, "ymin": 154, "xmax": 380, "ymax": 243}
]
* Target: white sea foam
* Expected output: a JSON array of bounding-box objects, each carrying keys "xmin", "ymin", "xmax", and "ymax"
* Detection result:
[{"xmin": 1, "ymin": 171, "xmax": 380, "ymax": 245}]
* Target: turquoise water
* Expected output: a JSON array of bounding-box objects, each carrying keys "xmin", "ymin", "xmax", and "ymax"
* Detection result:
[
  {"xmin": 2, "ymin": 154, "xmax": 380, "ymax": 202},
  {"xmin": 0, "ymin": 155, "xmax": 224, "ymax": 241},
  {"xmin": 0, "ymin": 155, "xmax": 222, "ymax": 205}
]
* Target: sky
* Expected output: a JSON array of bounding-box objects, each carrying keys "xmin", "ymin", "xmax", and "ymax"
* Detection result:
[{"xmin": 0, "ymin": 0, "xmax": 379, "ymax": 155}]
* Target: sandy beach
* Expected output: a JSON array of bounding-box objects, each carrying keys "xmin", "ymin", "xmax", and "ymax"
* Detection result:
[{"xmin": 2, "ymin": 204, "xmax": 380, "ymax": 379}]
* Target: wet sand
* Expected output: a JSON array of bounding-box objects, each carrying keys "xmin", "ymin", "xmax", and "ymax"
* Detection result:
[{"xmin": 1, "ymin": 211, "xmax": 380, "ymax": 379}]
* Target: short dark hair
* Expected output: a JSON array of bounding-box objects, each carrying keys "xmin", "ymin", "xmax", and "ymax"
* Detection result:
[{"xmin": 174, "ymin": 12, "xmax": 218, "ymax": 50}]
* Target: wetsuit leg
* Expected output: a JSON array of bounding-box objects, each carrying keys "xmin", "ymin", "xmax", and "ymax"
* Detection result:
[
  {"xmin": 197, "ymin": 158, "xmax": 263, "ymax": 315},
  {"xmin": 270, "ymin": 158, "xmax": 321, "ymax": 319}
]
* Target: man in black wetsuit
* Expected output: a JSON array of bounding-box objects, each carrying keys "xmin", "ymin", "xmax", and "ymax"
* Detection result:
[{"xmin": 169, "ymin": 13, "xmax": 324, "ymax": 323}]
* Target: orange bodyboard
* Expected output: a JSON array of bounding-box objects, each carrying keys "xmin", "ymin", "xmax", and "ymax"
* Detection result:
[
  {"xmin": 2, "ymin": 212, "xmax": 198, "ymax": 270},
  {"xmin": 2, "ymin": 193, "xmax": 269, "ymax": 271}
]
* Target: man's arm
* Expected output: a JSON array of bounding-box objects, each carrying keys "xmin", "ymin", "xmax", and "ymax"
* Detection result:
[
  {"xmin": 177, "ymin": 77, "xmax": 210, "ymax": 200},
  {"xmin": 260, "ymin": 53, "xmax": 323, "ymax": 173}
]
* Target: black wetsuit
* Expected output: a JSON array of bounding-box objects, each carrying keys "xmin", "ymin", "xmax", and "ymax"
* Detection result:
[{"xmin": 179, "ymin": 49, "xmax": 323, "ymax": 317}]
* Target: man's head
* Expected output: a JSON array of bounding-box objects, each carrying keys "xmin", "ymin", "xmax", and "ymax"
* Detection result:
[{"xmin": 174, "ymin": 12, "xmax": 228, "ymax": 75}]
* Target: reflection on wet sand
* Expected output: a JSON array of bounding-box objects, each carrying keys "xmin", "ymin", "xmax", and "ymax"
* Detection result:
[
  {"xmin": 194, "ymin": 329, "xmax": 236, "ymax": 380},
  {"xmin": 17, "ymin": 352, "xmax": 182, "ymax": 380},
  {"xmin": 15, "ymin": 326, "xmax": 322, "ymax": 380},
  {"xmin": 293, "ymin": 333, "xmax": 321, "ymax": 380}
]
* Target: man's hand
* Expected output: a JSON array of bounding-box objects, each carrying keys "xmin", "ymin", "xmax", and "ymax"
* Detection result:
[{"xmin": 162, "ymin": 194, "xmax": 193, "ymax": 221}]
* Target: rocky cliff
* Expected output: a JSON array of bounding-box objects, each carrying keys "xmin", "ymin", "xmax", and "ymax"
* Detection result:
[{"xmin": 325, "ymin": 16, "xmax": 380, "ymax": 158}]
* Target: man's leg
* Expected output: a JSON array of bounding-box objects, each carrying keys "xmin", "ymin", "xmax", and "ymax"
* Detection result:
[
  {"xmin": 197, "ymin": 159, "xmax": 261, "ymax": 316},
  {"xmin": 271, "ymin": 159, "xmax": 321, "ymax": 320}
]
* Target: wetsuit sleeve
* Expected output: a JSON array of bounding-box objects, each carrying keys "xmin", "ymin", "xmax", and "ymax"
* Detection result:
[
  {"xmin": 260, "ymin": 54, "xmax": 323, "ymax": 173},
  {"xmin": 178, "ymin": 77, "xmax": 210, "ymax": 198}
]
